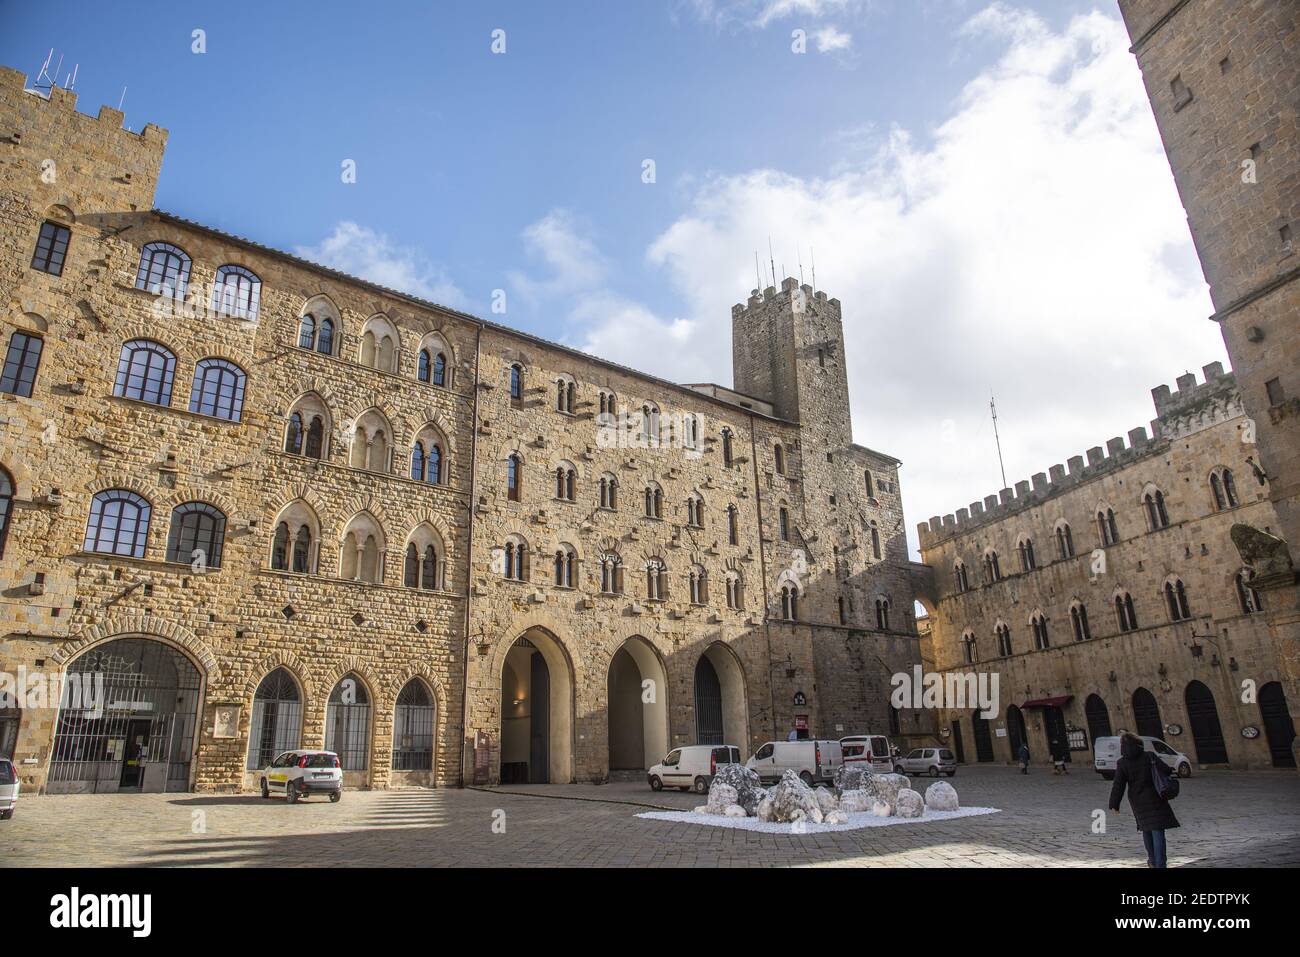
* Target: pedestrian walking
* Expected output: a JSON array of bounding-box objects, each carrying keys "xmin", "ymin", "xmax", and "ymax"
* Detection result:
[
  {"xmin": 1018, "ymin": 742, "xmax": 1030, "ymax": 774},
  {"xmin": 1109, "ymin": 732, "xmax": 1180, "ymax": 868}
]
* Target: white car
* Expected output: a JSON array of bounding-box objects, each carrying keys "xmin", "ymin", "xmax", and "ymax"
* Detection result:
[
  {"xmin": 746, "ymin": 739, "xmax": 842, "ymax": 786},
  {"xmin": 259, "ymin": 749, "xmax": 343, "ymax": 803},
  {"xmin": 1094, "ymin": 735, "xmax": 1192, "ymax": 780},
  {"xmin": 648, "ymin": 745, "xmax": 742, "ymax": 793},
  {"xmin": 0, "ymin": 759, "xmax": 18, "ymax": 820},
  {"xmin": 893, "ymin": 747, "xmax": 958, "ymax": 777}
]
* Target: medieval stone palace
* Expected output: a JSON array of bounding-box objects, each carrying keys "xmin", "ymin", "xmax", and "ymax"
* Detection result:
[{"xmin": 0, "ymin": 66, "xmax": 926, "ymax": 793}]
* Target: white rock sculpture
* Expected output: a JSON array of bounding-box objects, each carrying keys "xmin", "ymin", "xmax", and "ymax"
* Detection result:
[
  {"xmin": 823, "ymin": 809, "xmax": 848, "ymax": 825},
  {"xmin": 702, "ymin": 782, "xmax": 738, "ymax": 815},
  {"xmin": 723, "ymin": 804, "xmax": 748, "ymax": 818},
  {"xmin": 872, "ymin": 801, "xmax": 892, "ymax": 817},
  {"xmin": 813, "ymin": 786, "xmax": 839, "ymax": 814},
  {"xmin": 895, "ymin": 788, "xmax": 925, "ymax": 818},
  {"xmin": 838, "ymin": 789, "xmax": 872, "ymax": 813},
  {"xmin": 925, "ymin": 780, "xmax": 960, "ymax": 811},
  {"xmin": 759, "ymin": 769, "xmax": 825, "ymax": 823},
  {"xmin": 711, "ymin": 763, "xmax": 767, "ymax": 816}
]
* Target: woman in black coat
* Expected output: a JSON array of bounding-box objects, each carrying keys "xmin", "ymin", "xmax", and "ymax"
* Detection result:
[{"xmin": 1108, "ymin": 733, "xmax": 1180, "ymax": 867}]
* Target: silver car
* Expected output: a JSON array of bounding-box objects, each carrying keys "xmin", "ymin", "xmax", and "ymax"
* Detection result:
[{"xmin": 894, "ymin": 747, "xmax": 957, "ymax": 777}]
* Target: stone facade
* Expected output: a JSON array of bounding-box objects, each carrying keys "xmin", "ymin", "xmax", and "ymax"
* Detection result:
[
  {"xmin": 1117, "ymin": 0, "xmax": 1300, "ymax": 753},
  {"xmin": 0, "ymin": 66, "xmax": 926, "ymax": 794},
  {"xmin": 918, "ymin": 364, "xmax": 1296, "ymax": 769}
]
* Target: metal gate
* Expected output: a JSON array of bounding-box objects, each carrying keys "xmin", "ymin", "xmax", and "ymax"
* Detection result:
[
  {"xmin": 1132, "ymin": 687, "xmax": 1163, "ymax": 739},
  {"xmin": 528, "ymin": 650, "xmax": 549, "ymax": 783},
  {"xmin": 694, "ymin": 657, "xmax": 724, "ymax": 745},
  {"xmin": 48, "ymin": 638, "xmax": 202, "ymax": 793},
  {"xmin": 1185, "ymin": 680, "xmax": 1228, "ymax": 764}
]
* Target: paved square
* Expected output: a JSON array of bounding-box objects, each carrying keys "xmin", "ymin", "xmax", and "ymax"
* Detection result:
[{"xmin": 3, "ymin": 767, "xmax": 1298, "ymax": 867}]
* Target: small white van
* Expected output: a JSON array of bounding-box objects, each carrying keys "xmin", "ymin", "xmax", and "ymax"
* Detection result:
[
  {"xmin": 746, "ymin": 739, "xmax": 843, "ymax": 785},
  {"xmin": 0, "ymin": 759, "xmax": 19, "ymax": 820},
  {"xmin": 840, "ymin": 734, "xmax": 894, "ymax": 773},
  {"xmin": 648, "ymin": 745, "xmax": 742, "ymax": 793},
  {"xmin": 1093, "ymin": 735, "xmax": 1192, "ymax": 780}
]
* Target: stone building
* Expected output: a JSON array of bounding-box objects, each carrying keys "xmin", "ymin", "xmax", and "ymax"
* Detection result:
[
  {"xmin": 1116, "ymin": 0, "xmax": 1300, "ymax": 760},
  {"xmin": 0, "ymin": 66, "xmax": 926, "ymax": 794},
  {"xmin": 917, "ymin": 364, "xmax": 1296, "ymax": 769}
]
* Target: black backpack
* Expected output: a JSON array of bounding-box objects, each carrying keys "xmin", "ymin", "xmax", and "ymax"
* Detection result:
[{"xmin": 1150, "ymin": 752, "xmax": 1179, "ymax": 801}]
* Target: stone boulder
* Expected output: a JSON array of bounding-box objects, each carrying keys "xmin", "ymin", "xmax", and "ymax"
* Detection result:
[
  {"xmin": 823, "ymin": 809, "xmax": 848, "ymax": 825},
  {"xmin": 701, "ymin": 782, "xmax": 738, "ymax": 815},
  {"xmin": 756, "ymin": 769, "xmax": 824, "ymax": 824},
  {"xmin": 838, "ymin": 789, "xmax": 872, "ymax": 814},
  {"xmin": 895, "ymin": 788, "xmax": 925, "ymax": 819},
  {"xmin": 861, "ymin": 773, "xmax": 911, "ymax": 813},
  {"xmin": 813, "ymin": 786, "xmax": 839, "ymax": 814},
  {"xmin": 872, "ymin": 801, "xmax": 892, "ymax": 817},
  {"xmin": 925, "ymin": 780, "xmax": 959, "ymax": 811},
  {"xmin": 833, "ymin": 764, "xmax": 873, "ymax": 794},
  {"xmin": 711, "ymin": 762, "xmax": 766, "ymax": 816},
  {"xmin": 723, "ymin": 804, "xmax": 748, "ymax": 818}
]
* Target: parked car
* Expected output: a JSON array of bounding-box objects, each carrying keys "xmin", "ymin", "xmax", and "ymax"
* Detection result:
[
  {"xmin": 259, "ymin": 749, "xmax": 343, "ymax": 803},
  {"xmin": 1094, "ymin": 735, "xmax": 1192, "ymax": 780},
  {"xmin": 648, "ymin": 745, "xmax": 741, "ymax": 793},
  {"xmin": 0, "ymin": 759, "xmax": 18, "ymax": 820},
  {"xmin": 746, "ymin": 739, "xmax": 843, "ymax": 786},
  {"xmin": 893, "ymin": 747, "xmax": 957, "ymax": 777},
  {"xmin": 840, "ymin": 734, "xmax": 894, "ymax": 773}
]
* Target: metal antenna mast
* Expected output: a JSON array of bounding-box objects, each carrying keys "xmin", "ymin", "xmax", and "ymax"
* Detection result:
[
  {"xmin": 990, "ymin": 390, "xmax": 1008, "ymax": 489},
  {"xmin": 768, "ymin": 236, "xmax": 777, "ymax": 287}
]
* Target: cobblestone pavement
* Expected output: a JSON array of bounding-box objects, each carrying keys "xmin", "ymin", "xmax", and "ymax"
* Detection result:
[{"xmin": 3, "ymin": 766, "xmax": 1298, "ymax": 867}]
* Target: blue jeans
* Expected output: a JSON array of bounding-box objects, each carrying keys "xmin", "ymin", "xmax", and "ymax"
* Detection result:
[{"xmin": 1142, "ymin": 829, "xmax": 1168, "ymax": 868}]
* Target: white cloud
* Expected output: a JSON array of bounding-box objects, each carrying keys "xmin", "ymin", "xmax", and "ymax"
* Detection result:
[
  {"xmin": 814, "ymin": 25, "xmax": 854, "ymax": 52},
  {"xmin": 586, "ymin": 6, "xmax": 1226, "ymax": 557},
  {"xmin": 295, "ymin": 221, "xmax": 466, "ymax": 308},
  {"xmin": 507, "ymin": 209, "xmax": 608, "ymax": 306}
]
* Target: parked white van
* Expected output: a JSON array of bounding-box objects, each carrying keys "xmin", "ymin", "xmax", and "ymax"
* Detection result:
[
  {"xmin": 1094, "ymin": 735, "xmax": 1192, "ymax": 780},
  {"xmin": 840, "ymin": 734, "xmax": 894, "ymax": 773},
  {"xmin": 0, "ymin": 759, "xmax": 19, "ymax": 820},
  {"xmin": 648, "ymin": 745, "xmax": 742, "ymax": 793},
  {"xmin": 746, "ymin": 739, "xmax": 843, "ymax": 785}
]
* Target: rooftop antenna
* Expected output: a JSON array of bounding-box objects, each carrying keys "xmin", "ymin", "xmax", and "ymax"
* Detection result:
[
  {"xmin": 117, "ymin": 85, "xmax": 127, "ymax": 111},
  {"xmin": 64, "ymin": 63, "xmax": 78, "ymax": 91},
  {"xmin": 754, "ymin": 251, "xmax": 762, "ymax": 294},
  {"xmin": 797, "ymin": 246, "xmax": 805, "ymax": 286},
  {"xmin": 33, "ymin": 48, "xmax": 55, "ymax": 93},
  {"xmin": 767, "ymin": 236, "xmax": 777, "ymax": 288},
  {"xmin": 990, "ymin": 390, "xmax": 1008, "ymax": 489},
  {"xmin": 810, "ymin": 247, "xmax": 818, "ymax": 292}
]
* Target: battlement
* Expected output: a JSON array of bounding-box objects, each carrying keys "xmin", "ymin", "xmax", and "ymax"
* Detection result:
[
  {"xmin": 916, "ymin": 361, "xmax": 1241, "ymax": 551},
  {"xmin": 731, "ymin": 275, "xmax": 841, "ymax": 320},
  {"xmin": 0, "ymin": 64, "xmax": 168, "ymax": 214}
]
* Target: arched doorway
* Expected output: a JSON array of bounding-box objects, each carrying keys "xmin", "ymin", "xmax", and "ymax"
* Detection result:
[
  {"xmin": 694, "ymin": 644, "xmax": 747, "ymax": 747},
  {"xmin": 48, "ymin": 637, "xmax": 204, "ymax": 793},
  {"xmin": 1085, "ymin": 694, "xmax": 1112, "ymax": 746},
  {"xmin": 1258, "ymin": 682, "xmax": 1296, "ymax": 768},
  {"xmin": 1185, "ymin": 680, "xmax": 1228, "ymax": 764},
  {"xmin": 500, "ymin": 629, "xmax": 573, "ymax": 784},
  {"xmin": 1132, "ymin": 687, "xmax": 1162, "ymax": 739},
  {"xmin": 1006, "ymin": 705, "xmax": 1027, "ymax": 761},
  {"xmin": 971, "ymin": 710, "xmax": 994, "ymax": 762},
  {"xmin": 0, "ymin": 700, "xmax": 19, "ymax": 760},
  {"xmin": 607, "ymin": 637, "xmax": 668, "ymax": 771}
]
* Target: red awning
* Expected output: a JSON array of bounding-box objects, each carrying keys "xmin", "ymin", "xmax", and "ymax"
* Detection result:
[{"xmin": 1022, "ymin": 696, "xmax": 1072, "ymax": 708}]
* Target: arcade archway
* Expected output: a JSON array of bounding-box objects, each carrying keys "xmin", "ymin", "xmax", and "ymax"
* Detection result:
[
  {"xmin": 607, "ymin": 636, "xmax": 669, "ymax": 771},
  {"xmin": 694, "ymin": 643, "xmax": 748, "ymax": 748},
  {"xmin": 499, "ymin": 629, "xmax": 573, "ymax": 784}
]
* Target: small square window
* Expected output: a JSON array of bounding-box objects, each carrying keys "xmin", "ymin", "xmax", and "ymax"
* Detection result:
[
  {"xmin": 1265, "ymin": 378, "xmax": 1285, "ymax": 406},
  {"xmin": 31, "ymin": 220, "xmax": 70, "ymax": 276}
]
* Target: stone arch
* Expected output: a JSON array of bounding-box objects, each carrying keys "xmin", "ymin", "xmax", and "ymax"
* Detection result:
[
  {"xmin": 607, "ymin": 634, "xmax": 670, "ymax": 771},
  {"xmin": 241, "ymin": 649, "xmax": 315, "ymax": 702},
  {"xmin": 159, "ymin": 485, "xmax": 238, "ymax": 517},
  {"xmin": 10, "ymin": 310, "xmax": 48, "ymax": 335},
  {"xmin": 0, "ymin": 451, "xmax": 36, "ymax": 501},
  {"xmin": 497, "ymin": 624, "xmax": 577, "ymax": 784},
  {"xmin": 52, "ymin": 615, "xmax": 221, "ymax": 682},
  {"xmin": 694, "ymin": 640, "xmax": 749, "ymax": 749}
]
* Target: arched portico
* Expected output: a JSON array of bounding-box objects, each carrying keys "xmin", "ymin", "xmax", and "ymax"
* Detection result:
[
  {"xmin": 694, "ymin": 642, "xmax": 748, "ymax": 749},
  {"xmin": 499, "ymin": 628, "xmax": 574, "ymax": 784},
  {"xmin": 607, "ymin": 636, "xmax": 669, "ymax": 771}
]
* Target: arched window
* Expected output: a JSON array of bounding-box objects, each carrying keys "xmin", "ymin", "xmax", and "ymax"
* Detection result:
[
  {"xmin": 503, "ymin": 536, "xmax": 529, "ymax": 581},
  {"xmin": 1115, "ymin": 591, "xmax": 1138, "ymax": 632},
  {"xmin": 875, "ymin": 597, "xmax": 891, "ymax": 631},
  {"xmin": 339, "ymin": 513, "xmax": 385, "ymax": 584},
  {"xmin": 725, "ymin": 571, "xmax": 743, "ymax": 610},
  {"xmin": 1070, "ymin": 602, "xmax": 1091, "ymax": 641},
  {"xmin": 983, "ymin": 550, "xmax": 1001, "ymax": 584},
  {"xmin": 599, "ymin": 552, "xmax": 623, "ymax": 594},
  {"xmin": 689, "ymin": 565, "xmax": 708, "ymax": 604},
  {"xmin": 285, "ymin": 395, "xmax": 329, "ymax": 459},
  {"xmin": 1031, "ymin": 613, "xmax": 1050, "ymax": 650},
  {"xmin": 963, "ymin": 630, "xmax": 979, "ymax": 664},
  {"xmin": 509, "ymin": 364, "xmax": 524, "ymax": 407},
  {"xmin": 727, "ymin": 505, "xmax": 739, "ymax": 545},
  {"xmin": 188, "ymin": 357, "xmax": 247, "ymax": 421},
  {"xmin": 780, "ymin": 583, "xmax": 798, "ymax": 621},
  {"xmin": 779, "ymin": 507, "xmax": 790, "ymax": 541},
  {"xmin": 349, "ymin": 410, "xmax": 391, "ymax": 472},
  {"xmin": 246, "ymin": 668, "xmax": 301, "ymax": 770},
  {"xmin": 721, "ymin": 428, "xmax": 734, "ymax": 467},
  {"xmin": 555, "ymin": 376, "xmax": 576, "ymax": 413},
  {"xmin": 0, "ymin": 467, "xmax": 14, "ymax": 560},
  {"xmin": 1144, "ymin": 488, "xmax": 1169, "ymax": 530},
  {"xmin": 316, "ymin": 317, "xmax": 335, "ymax": 355},
  {"xmin": 864, "ymin": 471, "xmax": 875, "ymax": 498},
  {"xmin": 1236, "ymin": 569, "xmax": 1262, "ymax": 615},
  {"xmin": 403, "ymin": 525, "xmax": 442, "ymax": 590},
  {"xmin": 31, "ymin": 219, "xmax": 70, "ymax": 275},
  {"xmin": 1055, "ymin": 522, "xmax": 1074, "ymax": 559},
  {"xmin": 411, "ymin": 427, "xmax": 445, "ymax": 484},
  {"xmin": 270, "ymin": 503, "xmax": 316, "ymax": 573},
  {"xmin": 644, "ymin": 483, "xmax": 663, "ymax": 519},
  {"xmin": 418, "ymin": 349, "xmax": 431, "ymax": 383},
  {"xmin": 646, "ymin": 558, "xmax": 668, "ymax": 601},
  {"xmin": 285, "ymin": 412, "xmax": 304, "ymax": 455},
  {"xmin": 84, "ymin": 489, "xmax": 151, "ymax": 557},
  {"xmin": 1, "ymin": 330, "xmax": 44, "ymax": 398},
  {"xmin": 553, "ymin": 544, "xmax": 577, "ymax": 587},
  {"xmin": 870, "ymin": 521, "xmax": 881, "ymax": 559},
  {"xmin": 114, "ymin": 339, "xmax": 176, "ymax": 406},
  {"xmin": 954, "ymin": 561, "xmax": 970, "ymax": 594},
  {"xmin": 211, "ymin": 264, "xmax": 260, "ymax": 320},
  {"xmin": 166, "ymin": 502, "xmax": 226, "ymax": 569},
  {"xmin": 325, "ymin": 675, "xmax": 370, "ymax": 771},
  {"xmin": 686, "ymin": 494, "xmax": 704, "ymax": 528},
  {"xmin": 1085, "ymin": 694, "xmax": 1112, "ymax": 743},
  {"xmin": 1164, "ymin": 578, "xmax": 1191, "ymax": 621},
  {"xmin": 298, "ymin": 314, "xmax": 317, "ymax": 350},
  {"xmin": 1211, "ymin": 468, "xmax": 1238, "ymax": 510},
  {"xmin": 359, "ymin": 315, "xmax": 399, "ymax": 373},
  {"xmin": 135, "ymin": 242, "xmax": 190, "ymax": 297},
  {"xmin": 1018, "ymin": 537, "xmax": 1036, "ymax": 572},
  {"xmin": 995, "ymin": 623, "xmax": 1012, "ymax": 657},
  {"xmin": 598, "ymin": 473, "xmax": 618, "ymax": 510},
  {"xmin": 774, "ymin": 444, "xmax": 785, "ymax": 475},
  {"xmin": 506, "ymin": 453, "xmax": 522, "ymax": 502},
  {"xmin": 1097, "ymin": 507, "xmax": 1119, "ymax": 546},
  {"xmin": 555, "ymin": 463, "xmax": 577, "ymax": 501},
  {"xmin": 393, "ymin": 679, "xmax": 434, "ymax": 771}
]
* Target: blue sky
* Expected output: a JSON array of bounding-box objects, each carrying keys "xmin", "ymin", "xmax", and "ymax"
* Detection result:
[{"xmin": 1, "ymin": 0, "xmax": 1226, "ymax": 555}]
